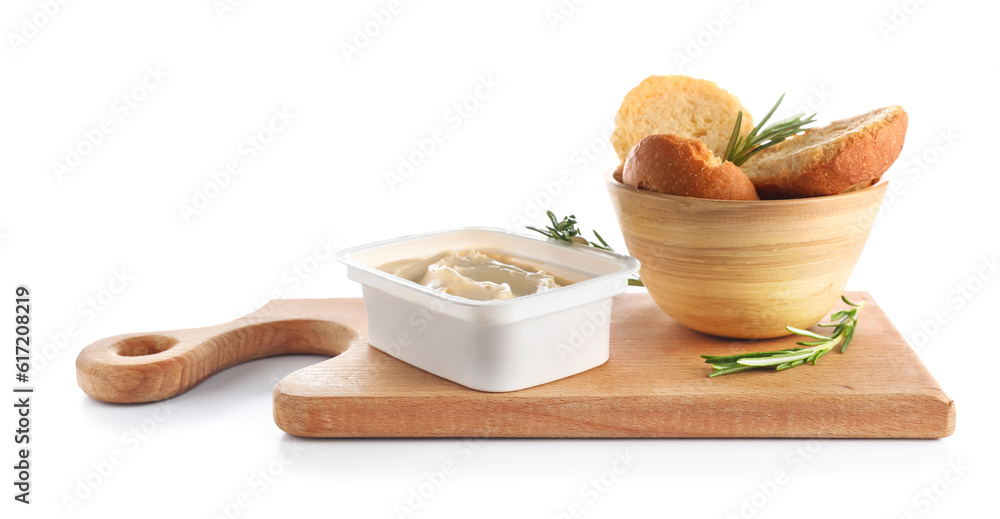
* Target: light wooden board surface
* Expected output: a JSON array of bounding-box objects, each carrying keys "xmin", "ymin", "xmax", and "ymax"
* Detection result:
[
  {"xmin": 270, "ymin": 292, "xmax": 954, "ymax": 438},
  {"xmin": 76, "ymin": 292, "xmax": 953, "ymax": 438}
]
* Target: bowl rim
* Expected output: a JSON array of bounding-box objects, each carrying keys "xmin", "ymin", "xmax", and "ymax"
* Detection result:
[{"xmin": 605, "ymin": 166, "xmax": 889, "ymax": 205}]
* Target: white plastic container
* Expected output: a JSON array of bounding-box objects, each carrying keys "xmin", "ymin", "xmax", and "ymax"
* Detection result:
[{"xmin": 337, "ymin": 227, "xmax": 640, "ymax": 392}]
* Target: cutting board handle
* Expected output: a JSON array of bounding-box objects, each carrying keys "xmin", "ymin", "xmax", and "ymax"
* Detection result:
[{"xmin": 76, "ymin": 304, "xmax": 360, "ymax": 403}]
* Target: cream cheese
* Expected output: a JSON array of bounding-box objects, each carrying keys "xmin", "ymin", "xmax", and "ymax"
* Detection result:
[{"xmin": 377, "ymin": 250, "xmax": 560, "ymax": 301}]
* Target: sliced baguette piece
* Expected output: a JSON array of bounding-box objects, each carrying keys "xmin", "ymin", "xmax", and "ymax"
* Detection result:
[
  {"xmin": 611, "ymin": 75, "xmax": 754, "ymax": 165},
  {"xmin": 623, "ymin": 133, "xmax": 759, "ymax": 201},
  {"xmin": 740, "ymin": 106, "xmax": 908, "ymax": 199}
]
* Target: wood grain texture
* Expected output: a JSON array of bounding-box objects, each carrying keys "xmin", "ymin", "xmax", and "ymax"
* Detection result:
[
  {"xmin": 607, "ymin": 168, "xmax": 887, "ymax": 339},
  {"xmin": 272, "ymin": 292, "xmax": 954, "ymax": 439},
  {"xmin": 75, "ymin": 299, "xmax": 366, "ymax": 403}
]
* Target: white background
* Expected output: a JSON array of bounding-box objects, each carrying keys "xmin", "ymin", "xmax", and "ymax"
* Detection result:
[{"xmin": 2, "ymin": 0, "xmax": 998, "ymax": 517}]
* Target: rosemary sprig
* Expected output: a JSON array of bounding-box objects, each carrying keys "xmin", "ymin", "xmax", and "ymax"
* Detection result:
[
  {"xmin": 527, "ymin": 211, "xmax": 643, "ymax": 286},
  {"xmin": 724, "ymin": 94, "xmax": 817, "ymax": 166},
  {"xmin": 700, "ymin": 296, "xmax": 865, "ymax": 377}
]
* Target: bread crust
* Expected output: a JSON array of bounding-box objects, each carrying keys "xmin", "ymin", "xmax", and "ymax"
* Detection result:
[
  {"xmin": 623, "ymin": 133, "xmax": 759, "ymax": 201},
  {"xmin": 742, "ymin": 106, "xmax": 908, "ymax": 199}
]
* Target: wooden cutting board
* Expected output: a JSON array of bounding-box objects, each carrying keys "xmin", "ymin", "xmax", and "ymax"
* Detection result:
[{"xmin": 76, "ymin": 292, "xmax": 954, "ymax": 438}]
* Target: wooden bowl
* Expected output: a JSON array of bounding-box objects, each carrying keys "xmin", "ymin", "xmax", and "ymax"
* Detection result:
[{"xmin": 606, "ymin": 168, "xmax": 887, "ymax": 339}]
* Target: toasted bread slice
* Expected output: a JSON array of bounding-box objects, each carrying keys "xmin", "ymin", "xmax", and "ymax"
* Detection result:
[
  {"xmin": 611, "ymin": 75, "xmax": 754, "ymax": 165},
  {"xmin": 740, "ymin": 106, "xmax": 908, "ymax": 199},
  {"xmin": 623, "ymin": 133, "xmax": 759, "ymax": 201}
]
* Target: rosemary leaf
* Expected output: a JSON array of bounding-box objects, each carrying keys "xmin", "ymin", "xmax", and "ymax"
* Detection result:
[
  {"xmin": 526, "ymin": 211, "xmax": 644, "ymax": 286},
  {"xmin": 700, "ymin": 296, "xmax": 866, "ymax": 377},
  {"xmin": 724, "ymin": 94, "xmax": 816, "ymax": 166}
]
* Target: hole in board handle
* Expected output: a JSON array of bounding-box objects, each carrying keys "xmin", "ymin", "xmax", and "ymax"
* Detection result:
[{"xmin": 114, "ymin": 335, "xmax": 178, "ymax": 357}]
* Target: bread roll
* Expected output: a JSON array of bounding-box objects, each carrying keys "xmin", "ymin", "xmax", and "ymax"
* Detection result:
[
  {"xmin": 623, "ymin": 133, "xmax": 759, "ymax": 201},
  {"xmin": 740, "ymin": 106, "xmax": 908, "ymax": 199},
  {"xmin": 611, "ymin": 75, "xmax": 754, "ymax": 165}
]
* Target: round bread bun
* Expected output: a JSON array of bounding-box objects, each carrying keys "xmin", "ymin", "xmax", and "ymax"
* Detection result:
[
  {"xmin": 611, "ymin": 75, "xmax": 754, "ymax": 166},
  {"xmin": 623, "ymin": 133, "xmax": 759, "ymax": 201}
]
